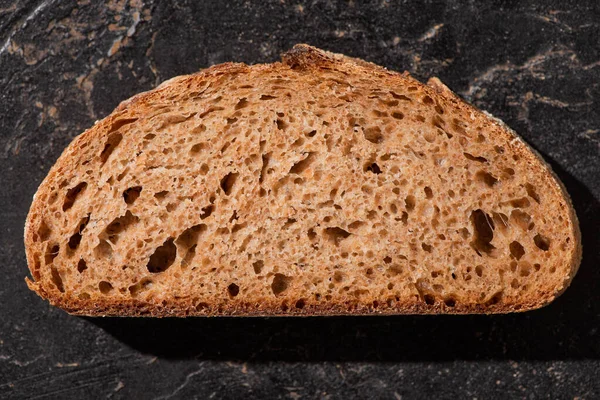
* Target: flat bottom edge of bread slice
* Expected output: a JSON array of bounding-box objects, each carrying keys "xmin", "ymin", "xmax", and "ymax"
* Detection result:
[{"xmin": 24, "ymin": 44, "xmax": 582, "ymax": 316}]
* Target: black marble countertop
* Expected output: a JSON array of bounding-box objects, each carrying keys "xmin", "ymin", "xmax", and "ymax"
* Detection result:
[{"xmin": 1, "ymin": 1, "xmax": 599, "ymax": 399}]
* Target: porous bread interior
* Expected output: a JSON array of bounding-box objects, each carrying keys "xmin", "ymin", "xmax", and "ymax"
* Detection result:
[{"xmin": 24, "ymin": 46, "xmax": 580, "ymax": 316}]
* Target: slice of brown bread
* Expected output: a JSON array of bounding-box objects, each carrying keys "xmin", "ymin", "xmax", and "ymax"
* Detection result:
[{"xmin": 24, "ymin": 44, "xmax": 581, "ymax": 316}]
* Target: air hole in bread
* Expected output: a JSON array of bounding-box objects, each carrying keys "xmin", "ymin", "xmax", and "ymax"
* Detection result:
[
  {"xmin": 276, "ymin": 119, "xmax": 288, "ymax": 130},
  {"xmin": 510, "ymin": 209, "xmax": 531, "ymax": 230},
  {"xmin": 444, "ymin": 297, "xmax": 456, "ymax": 307},
  {"xmin": 519, "ymin": 262, "xmax": 532, "ymax": 277},
  {"xmin": 116, "ymin": 168, "xmax": 129, "ymax": 182},
  {"xmin": 510, "ymin": 197, "xmax": 530, "ymax": 208},
  {"xmin": 365, "ymin": 162, "xmax": 382, "ymax": 174},
  {"xmin": 424, "ymin": 186, "xmax": 433, "ymax": 199},
  {"xmin": 190, "ymin": 143, "xmax": 207, "ymax": 154},
  {"xmin": 421, "ymin": 243, "xmax": 433, "ymax": 253},
  {"xmin": 38, "ymin": 219, "xmax": 51, "ymax": 241},
  {"xmin": 199, "ymin": 164, "xmax": 210, "ymax": 175},
  {"xmin": 231, "ymin": 222, "xmax": 246, "ymax": 234},
  {"xmin": 220, "ymin": 141, "xmax": 232, "ymax": 153},
  {"xmin": 400, "ymin": 211, "xmax": 408, "ymax": 224},
  {"xmin": 492, "ymin": 212, "xmax": 509, "ymax": 232},
  {"xmin": 260, "ymin": 94, "xmax": 277, "ymax": 100},
  {"xmin": 47, "ymin": 191, "xmax": 58, "ymax": 205},
  {"xmin": 404, "ymin": 195, "xmax": 416, "ymax": 212},
  {"xmin": 181, "ymin": 245, "xmax": 197, "ymax": 268},
  {"xmin": 200, "ymin": 204, "xmax": 214, "ymax": 219},
  {"xmin": 348, "ymin": 221, "xmax": 365, "ymax": 230},
  {"xmin": 94, "ymin": 239, "xmax": 113, "ymax": 259},
  {"xmin": 77, "ymin": 259, "xmax": 87, "ymax": 273},
  {"xmin": 390, "ymin": 111, "xmax": 404, "ymax": 120},
  {"xmin": 290, "ymin": 152, "xmax": 316, "ymax": 174},
  {"xmin": 253, "ymin": 260, "xmax": 264, "ymax": 274},
  {"xmin": 109, "ymin": 117, "xmax": 137, "ymax": 132},
  {"xmin": 295, "ymin": 299, "xmax": 305, "ymax": 309},
  {"xmin": 283, "ymin": 218, "xmax": 297, "ymax": 229},
  {"xmin": 486, "ymin": 291, "xmax": 503, "ymax": 305},
  {"xmin": 271, "ymin": 273, "xmax": 291, "ymax": 295},
  {"xmin": 176, "ymin": 224, "xmax": 207, "ymax": 249},
  {"xmin": 291, "ymin": 137, "xmax": 305, "ymax": 148},
  {"xmin": 147, "ymin": 238, "xmax": 176, "ymax": 273},
  {"xmin": 424, "ymin": 294, "xmax": 435, "ymax": 305},
  {"xmin": 423, "ymin": 131, "xmax": 436, "ymax": 143},
  {"xmin": 259, "ymin": 153, "xmax": 271, "ymax": 183},
  {"xmin": 154, "ymin": 191, "xmax": 169, "ymax": 200},
  {"xmin": 463, "ymin": 152, "xmax": 487, "ymax": 163},
  {"xmin": 452, "ymin": 118, "xmax": 467, "ymax": 134},
  {"xmin": 380, "ymin": 96, "xmax": 400, "ymax": 107},
  {"xmin": 475, "ymin": 265, "xmax": 483, "ymax": 277},
  {"xmin": 470, "ymin": 209, "xmax": 495, "ymax": 256},
  {"xmin": 129, "ymin": 279, "xmax": 152, "ymax": 297},
  {"xmin": 431, "ymin": 115, "xmax": 445, "ymax": 129},
  {"xmin": 475, "ymin": 171, "xmax": 498, "ymax": 187},
  {"xmin": 100, "ymin": 133, "xmax": 123, "ymax": 164},
  {"xmin": 534, "ymin": 234, "xmax": 550, "ymax": 251},
  {"xmin": 220, "ymin": 172, "xmax": 239, "ymax": 195},
  {"xmin": 199, "ymin": 107, "xmax": 223, "ymax": 118},
  {"xmin": 364, "ymin": 126, "xmax": 383, "ymax": 144},
  {"xmin": 422, "ymin": 95, "xmax": 434, "ymax": 105},
  {"xmin": 390, "ymin": 91, "xmax": 412, "ymax": 101},
  {"xmin": 45, "ymin": 244, "xmax": 60, "ymax": 265},
  {"xmin": 333, "ymin": 271, "xmax": 344, "ymax": 283},
  {"xmin": 235, "ymin": 97, "xmax": 248, "ymax": 110},
  {"xmin": 105, "ymin": 211, "xmax": 139, "ymax": 244},
  {"xmin": 525, "ymin": 183, "xmax": 540, "ymax": 203},
  {"xmin": 509, "ymin": 241, "xmax": 525, "ymax": 260},
  {"xmin": 123, "ymin": 186, "xmax": 142, "ymax": 204},
  {"xmin": 324, "ymin": 227, "xmax": 351, "ymax": 246},
  {"xmin": 63, "ymin": 182, "xmax": 87, "ymax": 211},
  {"xmin": 227, "ymin": 283, "xmax": 240, "ymax": 297},
  {"xmin": 50, "ymin": 266, "xmax": 64, "ymax": 292},
  {"xmin": 99, "ymin": 281, "xmax": 113, "ymax": 294},
  {"xmin": 68, "ymin": 215, "xmax": 90, "ymax": 250}
]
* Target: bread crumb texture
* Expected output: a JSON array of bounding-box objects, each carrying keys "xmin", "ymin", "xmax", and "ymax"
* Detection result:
[{"xmin": 24, "ymin": 45, "xmax": 580, "ymax": 316}]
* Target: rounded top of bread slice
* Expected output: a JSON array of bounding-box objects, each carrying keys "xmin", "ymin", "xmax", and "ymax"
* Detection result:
[{"xmin": 25, "ymin": 44, "xmax": 581, "ymax": 316}]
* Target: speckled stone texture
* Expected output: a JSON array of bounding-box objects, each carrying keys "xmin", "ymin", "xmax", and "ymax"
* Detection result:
[{"xmin": 1, "ymin": 0, "xmax": 598, "ymax": 399}]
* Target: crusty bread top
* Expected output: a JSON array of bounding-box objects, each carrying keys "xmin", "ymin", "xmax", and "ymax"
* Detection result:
[{"xmin": 24, "ymin": 44, "xmax": 581, "ymax": 316}]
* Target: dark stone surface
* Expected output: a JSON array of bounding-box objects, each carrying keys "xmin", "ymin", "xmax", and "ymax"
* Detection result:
[{"xmin": 1, "ymin": 0, "xmax": 599, "ymax": 398}]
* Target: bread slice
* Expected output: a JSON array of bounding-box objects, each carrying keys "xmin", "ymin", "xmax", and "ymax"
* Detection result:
[{"xmin": 24, "ymin": 44, "xmax": 581, "ymax": 316}]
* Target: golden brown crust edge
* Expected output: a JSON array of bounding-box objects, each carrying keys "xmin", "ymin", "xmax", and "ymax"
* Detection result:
[{"xmin": 24, "ymin": 44, "xmax": 581, "ymax": 316}]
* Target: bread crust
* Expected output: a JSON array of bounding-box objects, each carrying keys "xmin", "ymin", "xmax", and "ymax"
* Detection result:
[{"xmin": 24, "ymin": 44, "xmax": 581, "ymax": 316}]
